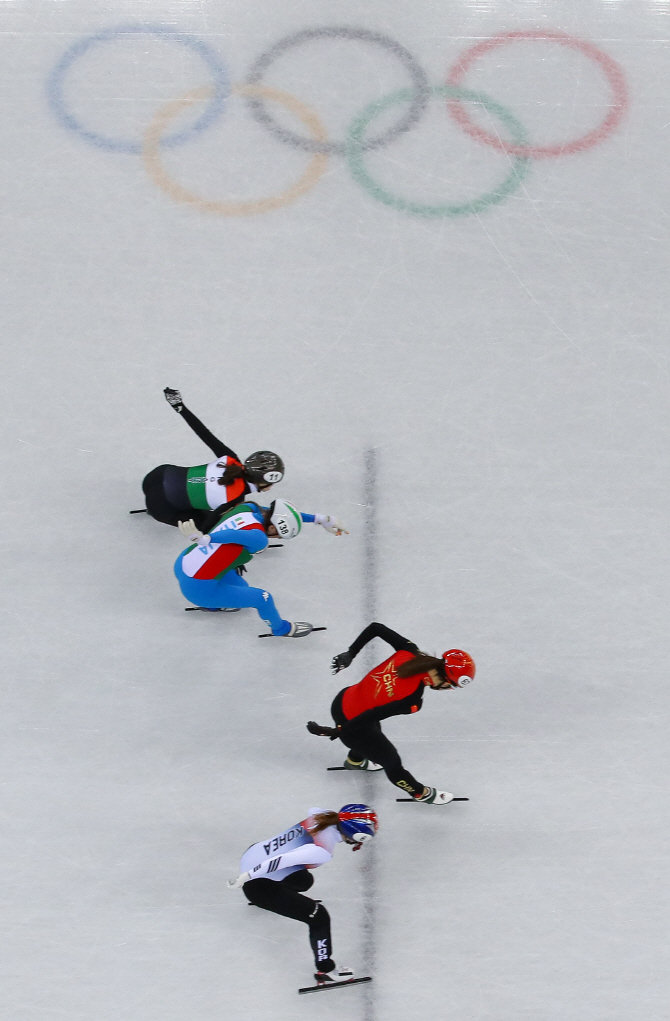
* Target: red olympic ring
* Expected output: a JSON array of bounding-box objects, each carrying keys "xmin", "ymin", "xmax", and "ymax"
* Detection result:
[{"xmin": 446, "ymin": 29, "xmax": 628, "ymax": 159}]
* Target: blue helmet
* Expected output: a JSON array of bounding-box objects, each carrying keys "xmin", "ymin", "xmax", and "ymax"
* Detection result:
[{"xmin": 338, "ymin": 804, "xmax": 378, "ymax": 844}]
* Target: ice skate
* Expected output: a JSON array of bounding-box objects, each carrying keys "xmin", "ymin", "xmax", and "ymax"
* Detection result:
[
  {"xmin": 343, "ymin": 757, "xmax": 383, "ymax": 771},
  {"xmin": 415, "ymin": 787, "xmax": 454, "ymax": 805},
  {"xmin": 259, "ymin": 623, "xmax": 326, "ymax": 638},
  {"xmin": 300, "ymin": 965, "xmax": 371, "ymax": 994},
  {"xmin": 286, "ymin": 622, "xmax": 314, "ymax": 638},
  {"xmin": 315, "ymin": 965, "xmax": 354, "ymax": 984}
]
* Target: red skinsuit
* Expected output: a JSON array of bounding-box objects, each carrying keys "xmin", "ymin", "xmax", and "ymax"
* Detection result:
[{"xmin": 341, "ymin": 650, "xmax": 430, "ymax": 720}]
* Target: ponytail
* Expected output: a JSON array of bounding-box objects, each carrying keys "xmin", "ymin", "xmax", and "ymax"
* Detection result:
[
  {"xmin": 396, "ymin": 652, "xmax": 445, "ymax": 681},
  {"xmin": 217, "ymin": 461, "xmax": 245, "ymax": 486},
  {"xmin": 308, "ymin": 811, "xmax": 340, "ymax": 834}
]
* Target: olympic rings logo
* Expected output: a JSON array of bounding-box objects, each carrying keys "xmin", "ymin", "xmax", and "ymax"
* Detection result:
[{"xmin": 47, "ymin": 24, "xmax": 628, "ymax": 220}]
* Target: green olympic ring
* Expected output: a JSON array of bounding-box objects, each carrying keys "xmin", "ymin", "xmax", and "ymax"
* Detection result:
[{"xmin": 345, "ymin": 84, "xmax": 531, "ymax": 218}]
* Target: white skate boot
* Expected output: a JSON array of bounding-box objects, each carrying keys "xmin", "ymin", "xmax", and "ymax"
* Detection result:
[
  {"xmin": 314, "ymin": 965, "xmax": 355, "ymax": 985},
  {"xmin": 415, "ymin": 788, "xmax": 454, "ymax": 805},
  {"xmin": 343, "ymin": 757, "xmax": 384, "ymax": 771},
  {"xmin": 300, "ymin": 964, "xmax": 371, "ymax": 994}
]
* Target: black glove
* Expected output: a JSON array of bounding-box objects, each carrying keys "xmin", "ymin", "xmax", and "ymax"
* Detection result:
[
  {"xmin": 164, "ymin": 387, "xmax": 183, "ymax": 413},
  {"xmin": 307, "ymin": 721, "xmax": 340, "ymax": 740},
  {"xmin": 331, "ymin": 651, "xmax": 353, "ymax": 674},
  {"xmin": 236, "ymin": 565, "xmax": 247, "ymax": 576}
]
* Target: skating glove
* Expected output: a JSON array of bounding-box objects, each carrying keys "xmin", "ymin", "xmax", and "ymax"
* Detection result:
[
  {"xmin": 164, "ymin": 387, "xmax": 183, "ymax": 413},
  {"xmin": 178, "ymin": 519, "xmax": 210, "ymax": 546},
  {"xmin": 314, "ymin": 513, "xmax": 349, "ymax": 536},
  {"xmin": 306, "ymin": 721, "xmax": 340, "ymax": 740},
  {"xmin": 226, "ymin": 872, "xmax": 250, "ymax": 890},
  {"xmin": 331, "ymin": 651, "xmax": 353, "ymax": 673}
]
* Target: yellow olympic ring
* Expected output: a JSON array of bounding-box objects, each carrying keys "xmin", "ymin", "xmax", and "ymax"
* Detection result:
[{"xmin": 142, "ymin": 84, "xmax": 328, "ymax": 216}]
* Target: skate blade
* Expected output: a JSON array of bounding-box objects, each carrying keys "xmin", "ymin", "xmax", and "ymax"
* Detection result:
[
  {"xmin": 185, "ymin": 607, "xmax": 241, "ymax": 612},
  {"xmin": 299, "ymin": 976, "xmax": 371, "ymax": 994},
  {"xmin": 396, "ymin": 797, "xmax": 469, "ymax": 802},
  {"xmin": 258, "ymin": 627, "xmax": 327, "ymax": 637}
]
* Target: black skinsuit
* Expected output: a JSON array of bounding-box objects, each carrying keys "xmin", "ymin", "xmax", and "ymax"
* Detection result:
[{"xmin": 141, "ymin": 403, "xmax": 251, "ymax": 527}]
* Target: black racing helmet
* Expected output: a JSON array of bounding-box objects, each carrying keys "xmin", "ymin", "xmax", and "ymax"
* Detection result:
[{"xmin": 244, "ymin": 451, "xmax": 285, "ymax": 488}]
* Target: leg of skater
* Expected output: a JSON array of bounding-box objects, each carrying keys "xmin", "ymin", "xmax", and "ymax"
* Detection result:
[
  {"xmin": 340, "ymin": 722, "xmax": 427, "ymax": 799},
  {"xmin": 338, "ymin": 722, "xmax": 454, "ymax": 804},
  {"xmin": 214, "ymin": 573, "xmax": 292, "ymax": 635},
  {"xmin": 142, "ymin": 466, "xmax": 184, "ymax": 525},
  {"xmin": 141, "ymin": 465, "xmax": 210, "ymax": 529},
  {"xmin": 282, "ymin": 870, "xmax": 315, "ymax": 893},
  {"xmin": 243, "ymin": 876, "xmax": 336, "ymax": 974},
  {"xmin": 324, "ymin": 691, "xmax": 444, "ymax": 800},
  {"xmin": 173, "ymin": 558, "xmax": 292, "ymax": 635}
]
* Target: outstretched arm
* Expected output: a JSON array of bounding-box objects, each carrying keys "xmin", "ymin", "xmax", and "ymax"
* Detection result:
[
  {"xmin": 164, "ymin": 388, "xmax": 240, "ymax": 461},
  {"xmin": 332, "ymin": 623, "xmax": 419, "ymax": 673}
]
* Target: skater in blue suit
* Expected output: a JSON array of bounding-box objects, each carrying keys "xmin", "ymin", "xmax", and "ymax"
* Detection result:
[{"xmin": 174, "ymin": 498, "xmax": 347, "ymax": 638}]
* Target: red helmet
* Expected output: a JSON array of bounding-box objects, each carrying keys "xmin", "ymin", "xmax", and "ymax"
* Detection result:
[{"xmin": 442, "ymin": 650, "xmax": 476, "ymax": 686}]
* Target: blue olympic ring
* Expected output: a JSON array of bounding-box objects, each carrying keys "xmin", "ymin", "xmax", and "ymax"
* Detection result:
[{"xmin": 46, "ymin": 23, "xmax": 230, "ymax": 154}]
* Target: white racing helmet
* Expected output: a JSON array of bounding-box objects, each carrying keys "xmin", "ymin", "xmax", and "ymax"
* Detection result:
[{"xmin": 269, "ymin": 499, "xmax": 302, "ymax": 540}]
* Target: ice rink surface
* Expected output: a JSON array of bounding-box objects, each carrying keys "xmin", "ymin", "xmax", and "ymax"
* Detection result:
[{"xmin": 1, "ymin": 1, "xmax": 669, "ymax": 1018}]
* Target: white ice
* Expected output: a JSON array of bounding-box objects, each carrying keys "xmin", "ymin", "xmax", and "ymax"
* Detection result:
[{"xmin": 1, "ymin": 1, "xmax": 669, "ymax": 1019}]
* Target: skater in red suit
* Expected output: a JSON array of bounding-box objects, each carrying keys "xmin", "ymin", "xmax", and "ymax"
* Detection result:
[{"xmin": 307, "ymin": 623, "xmax": 475, "ymax": 804}]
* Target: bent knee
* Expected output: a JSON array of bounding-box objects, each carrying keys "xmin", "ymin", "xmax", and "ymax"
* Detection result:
[{"xmin": 242, "ymin": 878, "xmax": 274, "ymax": 904}]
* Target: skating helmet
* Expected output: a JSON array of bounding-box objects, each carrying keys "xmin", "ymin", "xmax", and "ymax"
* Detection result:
[
  {"xmin": 244, "ymin": 451, "xmax": 285, "ymax": 487},
  {"xmin": 270, "ymin": 499, "xmax": 302, "ymax": 540},
  {"xmin": 338, "ymin": 804, "xmax": 379, "ymax": 845},
  {"xmin": 441, "ymin": 650, "xmax": 476, "ymax": 686}
]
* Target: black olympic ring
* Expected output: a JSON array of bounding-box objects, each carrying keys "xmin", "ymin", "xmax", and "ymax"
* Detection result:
[{"xmin": 244, "ymin": 26, "xmax": 430, "ymax": 156}]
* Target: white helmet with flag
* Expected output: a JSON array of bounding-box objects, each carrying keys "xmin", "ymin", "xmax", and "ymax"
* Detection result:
[{"xmin": 269, "ymin": 499, "xmax": 302, "ymax": 540}]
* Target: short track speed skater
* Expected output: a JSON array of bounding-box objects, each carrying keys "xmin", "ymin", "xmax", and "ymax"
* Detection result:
[
  {"xmin": 228, "ymin": 805, "xmax": 378, "ymax": 982},
  {"xmin": 307, "ymin": 622, "xmax": 476, "ymax": 800}
]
